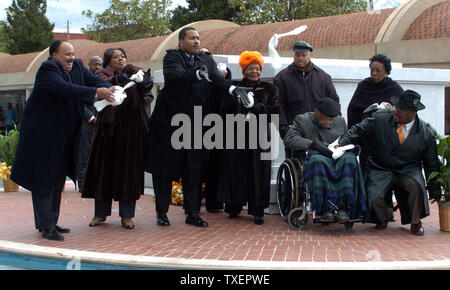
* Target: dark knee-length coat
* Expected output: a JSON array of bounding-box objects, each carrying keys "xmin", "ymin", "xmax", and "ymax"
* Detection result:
[
  {"xmin": 217, "ymin": 79, "xmax": 279, "ymax": 216},
  {"xmin": 82, "ymin": 64, "xmax": 152, "ymax": 202},
  {"xmin": 11, "ymin": 58, "xmax": 110, "ymax": 193},
  {"xmin": 144, "ymin": 49, "xmax": 230, "ymax": 180}
]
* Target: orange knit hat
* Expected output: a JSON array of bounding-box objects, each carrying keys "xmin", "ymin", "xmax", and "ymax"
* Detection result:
[{"xmin": 238, "ymin": 51, "xmax": 264, "ymax": 73}]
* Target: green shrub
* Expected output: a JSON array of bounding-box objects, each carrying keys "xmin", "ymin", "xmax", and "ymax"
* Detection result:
[{"xmin": 0, "ymin": 127, "xmax": 19, "ymax": 166}]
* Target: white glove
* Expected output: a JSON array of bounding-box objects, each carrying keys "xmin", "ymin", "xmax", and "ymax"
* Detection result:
[
  {"xmin": 130, "ymin": 70, "xmax": 144, "ymax": 83},
  {"xmin": 94, "ymin": 86, "xmax": 127, "ymax": 112},
  {"xmin": 328, "ymin": 137, "xmax": 355, "ymax": 160}
]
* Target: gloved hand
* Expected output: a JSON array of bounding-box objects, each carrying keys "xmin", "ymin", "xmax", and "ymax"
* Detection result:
[
  {"xmin": 139, "ymin": 69, "xmax": 154, "ymax": 90},
  {"xmin": 309, "ymin": 138, "xmax": 333, "ymax": 158},
  {"xmin": 428, "ymin": 183, "xmax": 442, "ymax": 203},
  {"xmin": 232, "ymin": 87, "xmax": 254, "ymax": 108},
  {"xmin": 130, "ymin": 69, "xmax": 145, "ymax": 83},
  {"xmin": 249, "ymin": 102, "xmax": 266, "ymax": 114},
  {"xmin": 197, "ymin": 65, "xmax": 212, "ymax": 82},
  {"xmin": 349, "ymin": 144, "xmax": 361, "ymax": 156},
  {"xmin": 113, "ymin": 73, "xmax": 130, "ymax": 86},
  {"xmin": 279, "ymin": 125, "xmax": 290, "ymax": 139}
]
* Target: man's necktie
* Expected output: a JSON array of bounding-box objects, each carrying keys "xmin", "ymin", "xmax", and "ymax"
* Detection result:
[
  {"xmin": 397, "ymin": 124, "xmax": 406, "ymax": 144},
  {"xmin": 190, "ymin": 55, "xmax": 195, "ymax": 65}
]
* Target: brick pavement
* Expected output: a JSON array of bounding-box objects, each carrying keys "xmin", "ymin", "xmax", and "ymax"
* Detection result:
[{"xmin": 0, "ymin": 182, "xmax": 449, "ymax": 268}]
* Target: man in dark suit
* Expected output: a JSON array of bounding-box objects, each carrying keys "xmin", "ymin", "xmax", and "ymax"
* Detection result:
[
  {"xmin": 11, "ymin": 40, "xmax": 115, "ymax": 241},
  {"xmin": 145, "ymin": 27, "xmax": 250, "ymax": 227},
  {"xmin": 338, "ymin": 90, "xmax": 442, "ymax": 235}
]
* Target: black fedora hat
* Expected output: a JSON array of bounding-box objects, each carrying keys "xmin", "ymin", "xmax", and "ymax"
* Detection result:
[{"xmin": 390, "ymin": 89, "xmax": 425, "ymax": 111}]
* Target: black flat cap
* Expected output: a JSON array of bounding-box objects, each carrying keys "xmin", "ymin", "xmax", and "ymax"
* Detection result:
[
  {"xmin": 390, "ymin": 89, "xmax": 425, "ymax": 111},
  {"xmin": 292, "ymin": 41, "xmax": 313, "ymax": 52},
  {"xmin": 317, "ymin": 98, "xmax": 341, "ymax": 117}
]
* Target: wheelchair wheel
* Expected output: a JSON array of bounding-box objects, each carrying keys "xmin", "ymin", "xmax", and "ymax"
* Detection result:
[
  {"xmin": 276, "ymin": 159, "xmax": 300, "ymax": 219},
  {"xmin": 287, "ymin": 207, "xmax": 309, "ymax": 230},
  {"xmin": 291, "ymin": 158, "xmax": 306, "ymax": 206}
]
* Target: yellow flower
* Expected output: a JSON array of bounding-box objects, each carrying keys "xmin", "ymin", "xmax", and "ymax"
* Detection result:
[
  {"xmin": 0, "ymin": 162, "xmax": 11, "ymax": 181},
  {"xmin": 171, "ymin": 179, "xmax": 184, "ymax": 205}
]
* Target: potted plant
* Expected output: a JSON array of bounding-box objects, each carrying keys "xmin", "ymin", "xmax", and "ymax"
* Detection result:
[
  {"xmin": 0, "ymin": 126, "xmax": 19, "ymax": 192},
  {"xmin": 428, "ymin": 134, "xmax": 450, "ymax": 232}
]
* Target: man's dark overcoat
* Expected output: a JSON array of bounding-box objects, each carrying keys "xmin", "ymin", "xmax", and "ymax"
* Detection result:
[
  {"xmin": 273, "ymin": 62, "xmax": 339, "ymax": 127},
  {"xmin": 339, "ymin": 109, "xmax": 441, "ymax": 224},
  {"xmin": 11, "ymin": 58, "xmax": 110, "ymax": 193},
  {"xmin": 144, "ymin": 49, "xmax": 230, "ymax": 180}
]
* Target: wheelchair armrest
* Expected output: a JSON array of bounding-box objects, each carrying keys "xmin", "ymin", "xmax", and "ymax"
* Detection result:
[{"xmin": 285, "ymin": 148, "xmax": 307, "ymax": 163}]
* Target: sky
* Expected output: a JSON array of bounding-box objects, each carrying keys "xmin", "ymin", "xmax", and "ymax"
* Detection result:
[
  {"xmin": 0, "ymin": 0, "xmax": 188, "ymax": 33},
  {"xmin": 0, "ymin": 0, "xmax": 406, "ymax": 34}
]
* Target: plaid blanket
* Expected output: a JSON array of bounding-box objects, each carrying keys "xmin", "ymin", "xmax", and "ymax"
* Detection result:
[{"xmin": 304, "ymin": 152, "xmax": 367, "ymax": 218}]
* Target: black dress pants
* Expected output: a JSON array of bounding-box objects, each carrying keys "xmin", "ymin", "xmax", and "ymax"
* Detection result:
[
  {"xmin": 204, "ymin": 149, "xmax": 223, "ymax": 211},
  {"xmin": 152, "ymin": 174, "xmax": 172, "ymax": 215},
  {"xmin": 181, "ymin": 150, "xmax": 207, "ymax": 215},
  {"xmin": 94, "ymin": 199, "xmax": 136, "ymax": 218},
  {"xmin": 31, "ymin": 174, "xmax": 66, "ymax": 231},
  {"xmin": 372, "ymin": 173, "xmax": 423, "ymax": 225},
  {"xmin": 152, "ymin": 152, "xmax": 206, "ymax": 216},
  {"xmin": 153, "ymin": 175, "xmax": 203, "ymax": 215}
]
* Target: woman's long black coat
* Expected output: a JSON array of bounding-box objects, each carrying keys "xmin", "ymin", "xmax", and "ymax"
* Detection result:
[
  {"xmin": 82, "ymin": 64, "xmax": 150, "ymax": 202},
  {"xmin": 217, "ymin": 79, "xmax": 279, "ymax": 216}
]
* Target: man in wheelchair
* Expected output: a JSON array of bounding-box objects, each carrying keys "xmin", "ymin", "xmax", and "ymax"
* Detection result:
[{"xmin": 283, "ymin": 98, "xmax": 367, "ymax": 224}]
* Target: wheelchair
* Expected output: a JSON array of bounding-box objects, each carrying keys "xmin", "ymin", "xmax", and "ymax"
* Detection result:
[{"xmin": 276, "ymin": 149, "xmax": 364, "ymax": 230}]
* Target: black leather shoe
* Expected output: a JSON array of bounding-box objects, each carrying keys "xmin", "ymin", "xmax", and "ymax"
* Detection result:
[
  {"xmin": 157, "ymin": 213, "xmax": 170, "ymax": 226},
  {"xmin": 229, "ymin": 212, "xmax": 238, "ymax": 219},
  {"xmin": 42, "ymin": 229, "xmax": 64, "ymax": 241},
  {"xmin": 374, "ymin": 209, "xmax": 393, "ymax": 230},
  {"xmin": 206, "ymin": 208, "xmax": 222, "ymax": 213},
  {"xmin": 411, "ymin": 221, "xmax": 424, "ymax": 236},
  {"xmin": 55, "ymin": 225, "xmax": 71, "ymax": 233},
  {"xmin": 254, "ymin": 215, "xmax": 264, "ymax": 225},
  {"xmin": 185, "ymin": 214, "xmax": 208, "ymax": 227}
]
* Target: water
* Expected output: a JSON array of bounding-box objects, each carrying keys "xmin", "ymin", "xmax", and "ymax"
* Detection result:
[
  {"xmin": 0, "ymin": 251, "xmax": 160, "ymax": 270},
  {"xmin": 0, "ymin": 265, "xmax": 25, "ymax": 270}
]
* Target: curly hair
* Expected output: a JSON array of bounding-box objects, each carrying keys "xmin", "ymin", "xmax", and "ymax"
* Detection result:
[{"xmin": 369, "ymin": 54, "xmax": 392, "ymax": 75}]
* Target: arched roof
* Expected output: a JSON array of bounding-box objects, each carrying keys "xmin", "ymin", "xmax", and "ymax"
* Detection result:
[
  {"xmin": 0, "ymin": 52, "xmax": 41, "ymax": 74},
  {"xmin": 72, "ymin": 35, "xmax": 168, "ymax": 65},
  {"xmin": 200, "ymin": 9, "xmax": 394, "ymax": 55},
  {"xmin": 402, "ymin": 1, "xmax": 449, "ymax": 40},
  {"xmin": 0, "ymin": 0, "xmax": 448, "ymax": 74}
]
